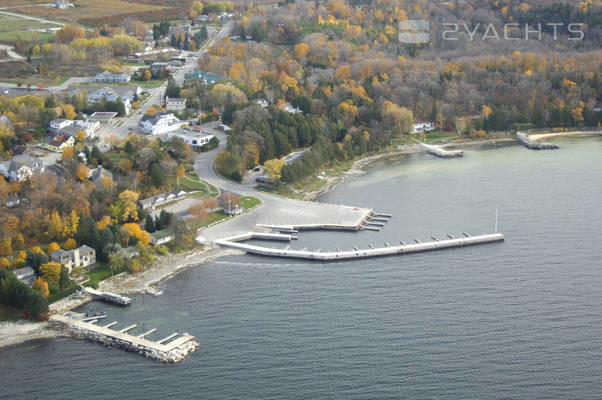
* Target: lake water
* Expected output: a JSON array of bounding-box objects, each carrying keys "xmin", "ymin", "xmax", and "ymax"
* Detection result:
[{"xmin": 1, "ymin": 138, "xmax": 601, "ymax": 399}]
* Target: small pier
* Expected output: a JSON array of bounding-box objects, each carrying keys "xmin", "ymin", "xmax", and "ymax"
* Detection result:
[
  {"xmin": 215, "ymin": 232, "xmax": 504, "ymax": 261},
  {"xmin": 84, "ymin": 287, "xmax": 131, "ymax": 306},
  {"xmin": 420, "ymin": 142, "xmax": 464, "ymax": 158},
  {"xmin": 516, "ymin": 132, "xmax": 558, "ymax": 150},
  {"xmin": 50, "ymin": 315, "xmax": 199, "ymax": 363}
]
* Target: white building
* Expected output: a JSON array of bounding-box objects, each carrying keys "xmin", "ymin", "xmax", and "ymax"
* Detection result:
[
  {"xmin": 14, "ymin": 267, "xmax": 35, "ymax": 286},
  {"xmin": 92, "ymin": 71, "xmax": 131, "ymax": 83},
  {"xmin": 50, "ymin": 245, "xmax": 96, "ymax": 273},
  {"xmin": 165, "ymin": 97, "xmax": 187, "ymax": 112},
  {"xmin": 412, "ymin": 121, "xmax": 435, "ymax": 133},
  {"xmin": 166, "ymin": 129, "xmax": 214, "ymax": 148},
  {"xmin": 139, "ymin": 112, "xmax": 182, "ymax": 135},
  {"xmin": 48, "ymin": 118, "xmax": 100, "ymax": 138}
]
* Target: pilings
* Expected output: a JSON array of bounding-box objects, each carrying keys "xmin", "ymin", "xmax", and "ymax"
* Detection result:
[
  {"xmin": 215, "ymin": 232, "xmax": 504, "ymax": 261},
  {"xmin": 516, "ymin": 132, "xmax": 559, "ymax": 150},
  {"xmin": 50, "ymin": 315, "xmax": 200, "ymax": 363}
]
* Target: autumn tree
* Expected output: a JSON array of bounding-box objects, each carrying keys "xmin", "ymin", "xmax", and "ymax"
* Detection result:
[
  {"xmin": 32, "ymin": 277, "xmax": 49, "ymax": 297},
  {"xmin": 40, "ymin": 262, "xmax": 62, "ymax": 287},
  {"xmin": 56, "ymin": 25, "xmax": 84, "ymax": 44},
  {"xmin": 382, "ymin": 101, "xmax": 414, "ymax": 136},
  {"xmin": 62, "ymin": 104, "xmax": 76, "ymax": 120},
  {"xmin": 76, "ymin": 163, "xmax": 90, "ymax": 181},
  {"xmin": 188, "ymin": 202, "xmax": 208, "ymax": 222},
  {"xmin": 64, "ymin": 238, "xmax": 77, "ymax": 250},
  {"xmin": 117, "ymin": 190, "xmax": 139, "ymax": 222},
  {"xmin": 48, "ymin": 242, "xmax": 60, "ymax": 253},
  {"xmin": 121, "ymin": 223, "xmax": 151, "ymax": 246},
  {"xmin": 264, "ymin": 158, "xmax": 286, "ymax": 181}
]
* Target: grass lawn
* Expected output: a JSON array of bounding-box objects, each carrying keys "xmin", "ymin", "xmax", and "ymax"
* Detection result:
[
  {"xmin": 0, "ymin": 31, "xmax": 54, "ymax": 43},
  {"xmin": 83, "ymin": 264, "xmax": 113, "ymax": 287},
  {"xmin": 240, "ymin": 196, "xmax": 261, "ymax": 210},
  {"xmin": 179, "ymin": 175, "xmax": 219, "ymax": 197},
  {"xmin": 47, "ymin": 281, "xmax": 79, "ymax": 303},
  {"xmin": 205, "ymin": 210, "xmax": 229, "ymax": 225}
]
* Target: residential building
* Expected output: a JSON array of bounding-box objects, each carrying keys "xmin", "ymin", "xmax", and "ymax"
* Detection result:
[
  {"xmin": 150, "ymin": 230, "xmax": 175, "ymax": 245},
  {"xmin": 47, "ymin": 134, "xmax": 75, "ymax": 153},
  {"xmin": 50, "ymin": 245, "xmax": 96, "ymax": 273},
  {"xmin": 166, "ymin": 129, "xmax": 214, "ymax": 148},
  {"xmin": 165, "ymin": 97, "xmax": 187, "ymax": 112},
  {"xmin": 139, "ymin": 112, "xmax": 182, "ymax": 135},
  {"xmin": 13, "ymin": 267, "xmax": 35, "ymax": 286},
  {"xmin": 89, "ymin": 111, "xmax": 118, "ymax": 122},
  {"xmin": 5, "ymin": 195, "xmax": 20, "ymax": 207},
  {"xmin": 139, "ymin": 189, "xmax": 187, "ymax": 210},
  {"xmin": 48, "ymin": 118, "xmax": 100, "ymax": 138},
  {"xmin": 92, "ymin": 70, "xmax": 131, "ymax": 83},
  {"xmin": 150, "ymin": 62, "xmax": 172, "ymax": 74},
  {"xmin": 413, "ymin": 121, "xmax": 435, "ymax": 133},
  {"xmin": 88, "ymin": 86, "xmax": 142, "ymax": 116},
  {"xmin": 0, "ymin": 154, "xmax": 45, "ymax": 182}
]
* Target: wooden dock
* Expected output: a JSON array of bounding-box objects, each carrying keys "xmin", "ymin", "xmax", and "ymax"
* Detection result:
[
  {"xmin": 50, "ymin": 315, "xmax": 199, "ymax": 363},
  {"xmin": 83, "ymin": 287, "xmax": 131, "ymax": 306},
  {"xmin": 215, "ymin": 232, "xmax": 504, "ymax": 261}
]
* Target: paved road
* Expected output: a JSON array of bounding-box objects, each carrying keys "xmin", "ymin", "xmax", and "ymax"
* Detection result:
[{"xmin": 0, "ymin": 10, "xmax": 64, "ymax": 26}]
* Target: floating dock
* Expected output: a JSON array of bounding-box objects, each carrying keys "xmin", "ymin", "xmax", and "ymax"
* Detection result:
[
  {"xmin": 420, "ymin": 142, "xmax": 464, "ymax": 158},
  {"xmin": 516, "ymin": 132, "xmax": 559, "ymax": 150},
  {"xmin": 50, "ymin": 315, "xmax": 199, "ymax": 363},
  {"xmin": 215, "ymin": 232, "xmax": 504, "ymax": 261},
  {"xmin": 83, "ymin": 287, "xmax": 131, "ymax": 306}
]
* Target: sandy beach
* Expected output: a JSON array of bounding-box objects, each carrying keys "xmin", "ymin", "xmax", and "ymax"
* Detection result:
[
  {"xmin": 529, "ymin": 130, "xmax": 602, "ymax": 141},
  {"xmin": 0, "ymin": 321, "xmax": 67, "ymax": 348}
]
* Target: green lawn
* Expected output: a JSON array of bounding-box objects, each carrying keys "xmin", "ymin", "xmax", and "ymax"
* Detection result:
[
  {"xmin": 83, "ymin": 264, "xmax": 113, "ymax": 288},
  {"xmin": 47, "ymin": 281, "xmax": 79, "ymax": 303},
  {"xmin": 0, "ymin": 31, "xmax": 55, "ymax": 43},
  {"xmin": 240, "ymin": 196, "xmax": 262, "ymax": 210},
  {"xmin": 179, "ymin": 175, "xmax": 219, "ymax": 197}
]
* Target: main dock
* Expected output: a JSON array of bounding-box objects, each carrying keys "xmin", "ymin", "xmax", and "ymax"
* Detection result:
[
  {"xmin": 420, "ymin": 142, "xmax": 464, "ymax": 158},
  {"xmin": 215, "ymin": 232, "xmax": 504, "ymax": 261},
  {"xmin": 50, "ymin": 315, "xmax": 199, "ymax": 363}
]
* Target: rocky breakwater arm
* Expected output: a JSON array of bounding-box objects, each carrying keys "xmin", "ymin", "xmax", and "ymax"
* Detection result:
[{"xmin": 516, "ymin": 132, "xmax": 559, "ymax": 150}]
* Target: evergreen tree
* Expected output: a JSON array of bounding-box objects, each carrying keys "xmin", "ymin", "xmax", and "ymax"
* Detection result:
[{"xmin": 145, "ymin": 215, "xmax": 156, "ymax": 233}]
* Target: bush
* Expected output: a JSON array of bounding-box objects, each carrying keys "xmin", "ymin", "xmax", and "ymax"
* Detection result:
[{"xmin": 231, "ymin": 171, "xmax": 242, "ymax": 182}]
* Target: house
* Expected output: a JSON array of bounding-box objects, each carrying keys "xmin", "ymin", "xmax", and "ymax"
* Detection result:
[
  {"xmin": 52, "ymin": 0, "xmax": 74, "ymax": 9},
  {"xmin": 51, "ymin": 245, "xmax": 96, "ymax": 273},
  {"xmin": 0, "ymin": 114, "xmax": 12, "ymax": 128},
  {"xmin": 87, "ymin": 165, "xmax": 114, "ymax": 187},
  {"xmin": 88, "ymin": 87, "xmax": 136, "ymax": 115},
  {"xmin": 48, "ymin": 118, "xmax": 100, "ymax": 138},
  {"xmin": 139, "ymin": 189, "xmax": 187, "ymax": 210},
  {"xmin": 150, "ymin": 62, "xmax": 172, "ymax": 74},
  {"xmin": 165, "ymin": 97, "xmax": 187, "ymax": 112},
  {"xmin": 13, "ymin": 267, "xmax": 35, "ymax": 286},
  {"xmin": 412, "ymin": 121, "xmax": 435, "ymax": 133},
  {"xmin": 280, "ymin": 102, "xmax": 303, "ymax": 114},
  {"xmin": 6, "ymin": 195, "xmax": 20, "ymax": 207},
  {"xmin": 0, "ymin": 154, "xmax": 45, "ymax": 182},
  {"xmin": 47, "ymin": 134, "xmax": 75, "ymax": 153},
  {"xmin": 195, "ymin": 15, "xmax": 209, "ymax": 22},
  {"xmin": 166, "ymin": 129, "xmax": 214, "ymax": 148},
  {"xmin": 92, "ymin": 70, "xmax": 131, "ymax": 83},
  {"xmin": 139, "ymin": 112, "xmax": 182, "ymax": 135},
  {"xmin": 254, "ymin": 99, "xmax": 269, "ymax": 108},
  {"xmin": 150, "ymin": 230, "xmax": 175, "ymax": 245}
]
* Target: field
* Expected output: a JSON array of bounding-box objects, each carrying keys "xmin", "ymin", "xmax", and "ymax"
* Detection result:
[
  {"xmin": 0, "ymin": 13, "xmax": 61, "ymax": 33},
  {"xmin": 0, "ymin": 31, "xmax": 54, "ymax": 43},
  {"xmin": 14, "ymin": 0, "xmax": 168, "ymax": 24}
]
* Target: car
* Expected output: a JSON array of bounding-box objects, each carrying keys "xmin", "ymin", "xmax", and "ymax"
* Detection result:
[{"xmin": 253, "ymin": 167, "xmax": 261, "ymax": 172}]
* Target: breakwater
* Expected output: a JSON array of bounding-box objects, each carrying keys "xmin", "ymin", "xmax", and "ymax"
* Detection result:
[
  {"xmin": 215, "ymin": 232, "xmax": 504, "ymax": 261},
  {"xmin": 516, "ymin": 132, "xmax": 559, "ymax": 150},
  {"xmin": 50, "ymin": 315, "xmax": 200, "ymax": 363},
  {"xmin": 420, "ymin": 142, "xmax": 464, "ymax": 158}
]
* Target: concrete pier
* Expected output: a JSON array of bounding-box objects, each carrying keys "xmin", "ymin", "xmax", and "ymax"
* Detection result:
[
  {"xmin": 420, "ymin": 142, "xmax": 464, "ymax": 158},
  {"xmin": 516, "ymin": 132, "xmax": 559, "ymax": 150},
  {"xmin": 50, "ymin": 315, "xmax": 199, "ymax": 363},
  {"xmin": 215, "ymin": 232, "xmax": 504, "ymax": 261},
  {"xmin": 84, "ymin": 287, "xmax": 131, "ymax": 306}
]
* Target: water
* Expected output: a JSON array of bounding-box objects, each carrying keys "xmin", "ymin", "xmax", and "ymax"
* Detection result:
[{"xmin": 1, "ymin": 138, "xmax": 601, "ymax": 399}]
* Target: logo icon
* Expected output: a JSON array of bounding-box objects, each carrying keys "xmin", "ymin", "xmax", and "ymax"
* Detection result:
[{"xmin": 399, "ymin": 20, "xmax": 430, "ymax": 43}]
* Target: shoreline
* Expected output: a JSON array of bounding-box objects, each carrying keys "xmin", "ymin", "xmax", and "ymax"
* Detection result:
[{"xmin": 2, "ymin": 130, "xmax": 599, "ymax": 349}]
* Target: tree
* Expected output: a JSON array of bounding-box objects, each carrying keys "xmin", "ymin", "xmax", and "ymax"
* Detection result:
[
  {"xmin": 40, "ymin": 262, "xmax": 62, "ymax": 287},
  {"xmin": 62, "ymin": 146, "xmax": 75, "ymax": 161},
  {"xmin": 48, "ymin": 210, "xmax": 63, "ymax": 241},
  {"xmin": 188, "ymin": 202, "xmax": 208, "ymax": 222},
  {"xmin": 190, "ymin": 0, "xmax": 204, "ymax": 17},
  {"xmin": 62, "ymin": 104, "xmax": 76, "ymax": 120},
  {"xmin": 64, "ymin": 238, "xmax": 77, "ymax": 250},
  {"xmin": 56, "ymin": 25, "xmax": 84, "ymax": 44},
  {"xmin": 121, "ymin": 223, "xmax": 151, "ymax": 246},
  {"xmin": 59, "ymin": 265, "xmax": 70, "ymax": 289},
  {"xmin": 32, "ymin": 277, "xmax": 49, "ymax": 297},
  {"xmin": 382, "ymin": 101, "xmax": 414, "ymax": 136},
  {"xmin": 118, "ymin": 190, "xmax": 139, "ymax": 222},
  {"xmin": 144, "ymin": 215, "xmax": 156, "ymax": 233},
  {"xmin": 165, "ymin": 78, "xmax": 181, "ymax": 99},
  {"xmin": 176, "ymin": 164, "xmax": 186, "ymax": 184},
  {"xmin": 149, "ymin": 162, "xmax": 166, "ymax": 187},
  {"xmin": 76, "ymin": 163, "xmax": 90, "ymax": 181},
  {"xmin": 48, "ymin": 242, "xmax": 60, "ymax": 253},
  {"xmin": 264, "ymin": 158, "xmax": 286, "ymax": 181},
  {"xmin": 76, "ymin": 130, "xmax": 87, "ymax": 143}
]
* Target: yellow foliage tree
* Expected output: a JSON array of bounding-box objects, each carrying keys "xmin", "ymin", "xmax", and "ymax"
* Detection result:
[
  {"xmin": 76, "ymin": 163, "xmax": 90, "ymax": 181},
  {"xmin": 264, "ymin": 158, "xmax": 286, "ymax": 181},
  {"xmin": 62, "ymin": 104, "xmax": 76, "ymax": 120},
  {"xmin": 33, "ymin": 277, "xmax": 49, "ymax": 297},
  {"xmin": 64, "ymin": 238, "xmax": 77, "ymax": 250},
  {"xmin": 61, "ymin": 146, "xmax": 75, "ymax": 161},
  {"xmin": 122, "ymin": 223, "xmax": 151, "ymax": 246},
  {"xmin": 0, "ymin": 258, "xmax": 9, "ymax": 269},
  {"xmin": 97, "ymin": 216, "xmax": 112, "ymax": 231},
  {"xmin": 40, "ymin": 262, "xmax": 62, "ymax": 286},
  {"xmin": 119, "ymin": 190, "xmax": 139, "ymax": 222},
  {"xmin": 48, "ymin": 242, "xmax": 60, "ymax": 253},
  {"xmin": 294, "ymin": 43, "xmax": 310, "ymax": 59}
]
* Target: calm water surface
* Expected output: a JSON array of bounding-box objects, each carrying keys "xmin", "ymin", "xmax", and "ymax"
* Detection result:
[{"xmin": 1, "ymin": 138, "xmax": 601, "ymax": 399}]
